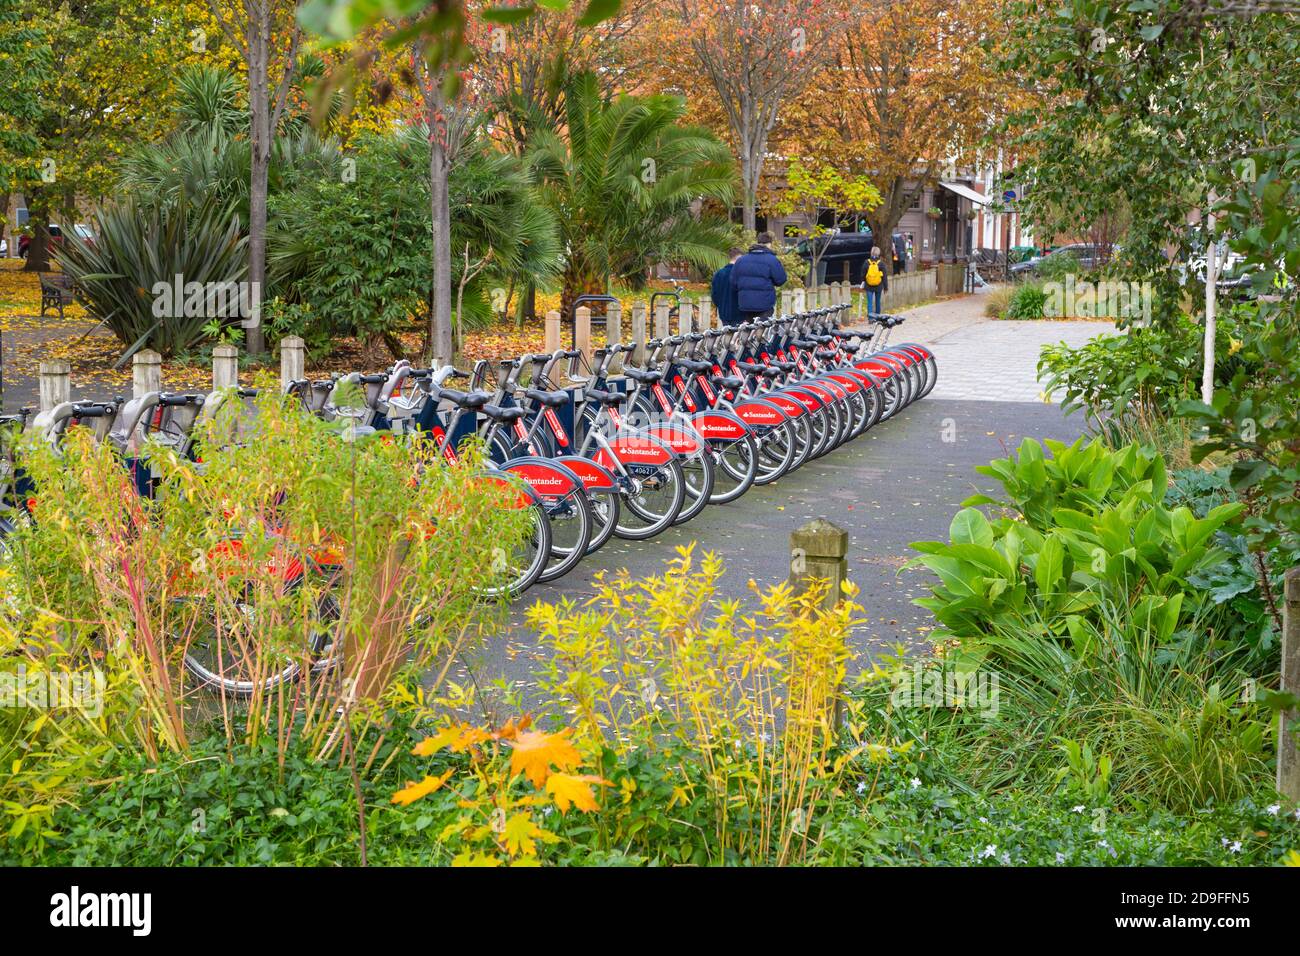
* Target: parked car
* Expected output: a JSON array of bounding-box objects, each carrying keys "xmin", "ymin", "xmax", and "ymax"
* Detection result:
[
  {"xmin": 1009, "ymin": 242, "xmax": 1108, "ymax": 279},
  {"xmin": 17, "ymin": 223, "xmax": 95, "ymax": 259},
  {"xmin": 796, "ymin": 230, "xmax": 908, "ymax": 284}
]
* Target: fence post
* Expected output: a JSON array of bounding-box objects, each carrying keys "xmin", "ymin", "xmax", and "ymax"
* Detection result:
[
  {"xmin": 544, "ymin": 310, "xmax": 562, "ymax": 355},
  {"xmin": 38, "ymin": 360, "xmax": 70, "ymax": 412},
  {"xmin": 279, "ymin": 336, "xmax": 305, "ymax": 392},
  {"xmin": 781, "ymin": 289, "xmax": 793, "ymax": 316},
  {"xmin": 133, "ymin": 349, "xmax": 162, "ymax": 398},
  {"xmin": 630, "ymin": 302, "xmax": 648, "ymax": 367},
  {"xmin": 654, "ymin": 303, "xmax": 671, "ymax": 340},
  {"xmin": 789, "ymin": 518, "xmax": 850, "ymax": 611},
  {"xmin": 606, "ymin": 301, "xmax": 624, "ymax": 374},
  {"xmin": 1281, "ymin": 568, "xmax": 1300, "ymax": 801},
  {"xmin": 697, "ymin": 298, "xmax": 713, "ymax": 330},
  {"xmin": 679, "ymin": 300, "xmax": 694, "ymax": 335},
  {"xmin": 212, "ymin": 344, "xmax": 240, "ymax": 391},
  {"xmin": 575, "ymin": 306, "xmax": 592, "ymax": 364}
]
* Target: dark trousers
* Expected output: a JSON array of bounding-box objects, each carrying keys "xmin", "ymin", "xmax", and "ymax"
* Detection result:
[{"xmin": 739, "ymin": 309, "xmax": 773, "ymax": 324}]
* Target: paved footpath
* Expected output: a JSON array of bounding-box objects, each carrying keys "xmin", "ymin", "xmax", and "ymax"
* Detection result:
[{"xmin": 448, "ymin": 293, "xmax": 1116, "ymax": 712}]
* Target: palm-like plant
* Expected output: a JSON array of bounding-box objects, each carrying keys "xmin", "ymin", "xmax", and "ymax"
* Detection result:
[{"xmin": 526, "ymin": 72, "xmax": 737, "ymax": 316}]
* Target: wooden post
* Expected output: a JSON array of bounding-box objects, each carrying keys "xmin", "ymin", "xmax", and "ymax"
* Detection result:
[
  {"xmin": 279, "ymin": 336, "xmax": 305, "ymax": 392},
  {"xmin": 679, "ymin": 300, "xmax": 694, "ymax": 335},
  {"xmin": 544, "ymin": 310, "xmax": 562, "ymax": 354},
  {"xmin": 1281, "ymin": 568, "xmax": 1300, "ymax": 801},
  {"xmin": 697, "ymin": 298, "xmax": 713, "ymax": 331},
  {"xmin": 575, "ymin": 306, "xmax": 592, "ymax": 364},
  {"xmin": 606, "ymin": 301, "xmax": 624, "ymax": 374},
  {"xmin": 212, "ymin": 344, "xmax": 240, "ymax": 391},
  {"xmin": 650, "ymin": 304, "xmax": 670, "ymax": 343},
  {"xmin": 781, "ymin": 289, "xmax": 793, "ymax": 316},
  {"xmin": 795, "ymin": 288, "xmax": 807, "ymax": 314},
  {"xmin": 789, "ymin": 518, "xmax": 850, "ymax": 610},
  {"xmin": 133, "ymin": 349, "xmax": 162, "ymax": 398},
  {"xmin": 38, "ymin": 360, "xmax": 70, "ymax": 412},
  {"xmin": 630, "ymin": 302, "xmax": 648, "ymax": 367}
]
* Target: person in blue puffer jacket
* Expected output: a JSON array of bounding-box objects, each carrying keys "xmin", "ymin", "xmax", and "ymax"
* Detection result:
[{"xmin": 730, "ymin": 233, "xmax": 787, "ymax": 322}]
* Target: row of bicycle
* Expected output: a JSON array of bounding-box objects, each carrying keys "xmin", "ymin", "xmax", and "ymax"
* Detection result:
[{"xmin": 1, "ymin": 303, "xmax": 937, "ymax": 603}]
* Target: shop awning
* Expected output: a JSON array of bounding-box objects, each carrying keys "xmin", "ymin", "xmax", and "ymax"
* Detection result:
[{"xmin": 939, "ymin": 181, "xmax": 991, "ymax": 206}]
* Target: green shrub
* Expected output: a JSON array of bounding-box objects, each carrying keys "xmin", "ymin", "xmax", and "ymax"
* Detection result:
[{"xmin": 1005, "ymin": 282, "xmax": 1048, "ymax": 319}]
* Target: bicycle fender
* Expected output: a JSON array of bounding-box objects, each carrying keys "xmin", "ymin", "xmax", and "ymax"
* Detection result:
[
  {"xmin": 499, "ymin": 457, "xmax": 585, "ymax": 501},
  {"xmin": 592, "ymin": 431, "xmax": 676, "ymax": 470},
  {"xmin": 640, "ymin": 421, "xmax": 705, "ymax": 456},
  {"xmin": 733, "ymin": 398, "xmax": 791, "ymax": 427},
  {"xmin": 555, "ymin": 455, "xmax": 619, "ymax": 493},
  {"xmin": 688, "ymin": 409, "xmax": 750, "ymax": 441}
]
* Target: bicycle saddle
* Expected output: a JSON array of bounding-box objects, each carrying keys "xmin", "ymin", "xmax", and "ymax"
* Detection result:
[
  {"xmin": 481, "ymin": 404, "xmax": 525, "ymax": 423},
  {"xmin": 524, "ymin": 387, "xmax": 569, "ymax": 408},
  {"xmin": 439, "ymin": 389, "xmax": 490, "ymax": 409},
  {"xmin": 586, "ymin": 388, "xmax": 626, "ymax": 406},
  {"xmin": 623, "ymin": 367, "xmax": 664, "ymax": 384}
]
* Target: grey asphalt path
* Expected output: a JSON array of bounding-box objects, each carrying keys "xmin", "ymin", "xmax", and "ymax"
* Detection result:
[{"xmin": 449, "ymin": 396, "xmax": 1090, "ymax": 711}]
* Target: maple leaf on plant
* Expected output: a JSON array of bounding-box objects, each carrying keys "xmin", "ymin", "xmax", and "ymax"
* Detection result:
[
  {"xmin": 390, "ymin": 769, "xmax": 454, "ymax": 806},
  {"xmin": 501, "ymin": 812, "xmax": 558, "ymax": 858},
  {"xmin": 509, "ymin": 728, "xmax": 582, "ymax": 786},
  {"xmin": 545, "ymin": 772, "xmax": 612, "ymax": 814},
  {"xmin": 412, "ymin": 724, "xmax": 490, "ymax": 756}
]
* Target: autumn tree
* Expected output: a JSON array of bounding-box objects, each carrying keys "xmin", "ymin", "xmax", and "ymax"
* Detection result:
[
  {"xmin": 0, "ymin": 0, "xmax": 46, "ymax": 257},
  {"xmin": 818, "ymin": 0, "xmax": 1009, "ymax": 274},
  {"xmin": 9, "ymin": 0, "xmax": 208, "ymax": 271},
  {"xmin": 209, "ymin": 0, "xmax": 303, "ymax": 354},
  {"xmin": 668, "ymin": 0, "xmax": 844, "ymax": 232},
  {"xmin": 774, "ymin": 160, "xmax": 880, "ymax": 281}
]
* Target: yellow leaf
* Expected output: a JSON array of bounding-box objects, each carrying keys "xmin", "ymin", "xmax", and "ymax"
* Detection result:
[
  {"xmin": 413, "ymin": 724, "xmax": 489, "ymax": 756},
  {"xmin": 390, "ymin": 770, "xmax": 454, "ymax": 806},
  {"xmin": 1283, "ymin": 849, "xmax": 1300, "ymax": 868},
  {"xmin": 502, "ymin": 812, "xmax": 556, "ymax": 857},
  {"xmin": 545, "ymin": 773, "xmax": 610, "ymax": 813},
  {"xmin": 509, "ymin": 729, "xmax": 581, "ymax": 787}
]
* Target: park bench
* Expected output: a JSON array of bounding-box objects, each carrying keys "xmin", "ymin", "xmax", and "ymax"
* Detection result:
[{"xmin": 39, "ymin": 273, "xmax": 76, "ymax": 320}]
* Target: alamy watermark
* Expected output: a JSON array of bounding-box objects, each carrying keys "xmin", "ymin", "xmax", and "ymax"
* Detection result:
[
  {"xmin": 151, "ymin": 275, "xmax": 261, "ymax": 328},
  {"xmin": 890, "ymin": 660, "xmax": 1000, "ymax": 717},
  {"xmin": 1, "ymin": 664, "xmax": 105, "ymax": 718},
  {"xmin": 1042, "ymin": 275, "xmax": 1152, "ymax": 323}
]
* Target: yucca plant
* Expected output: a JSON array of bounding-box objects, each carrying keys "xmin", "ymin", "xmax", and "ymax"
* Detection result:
[{"xmin": 56, "ymin": 198, "xmax": 248, "ymax": 360}]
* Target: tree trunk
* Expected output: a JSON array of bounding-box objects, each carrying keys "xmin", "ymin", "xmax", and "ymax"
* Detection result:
[
  {"xmin": 22, "ymin": 191, "xmax": 51, "ymax": 272},
  {"xmin": 245, "ymin": 15, "xmax": 271, "ymax": 357},
  {"xmin": 559, "ymin": 262, "xmax": 606, "ymax": 325},
  {"xmin": 1202, "ymin": 201, "xmax": 1218, "ymax": 404},
  {"xmin": 429, "ymin": 98, "xmax": 453, "ymax": 367}
]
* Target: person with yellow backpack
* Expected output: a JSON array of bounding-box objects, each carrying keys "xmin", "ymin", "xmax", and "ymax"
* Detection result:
[{"xmin": 863, "ymin": 245, "xmax": 889, "ymax": 316}]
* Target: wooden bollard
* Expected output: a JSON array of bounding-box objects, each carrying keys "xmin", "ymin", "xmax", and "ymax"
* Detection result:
[
  {"xmin": 789, "ymin": 517, "xmax": 850, "ymax": 610},
  {"xmin": 697, "ymin": 298, "xmax": 713, "ymax": 330},
  {"xmin": 653, "ymin": 303, "xmax": 671, "ymax": 340},
  {"xmin": 575, "ymin": 306, "xmax": 592, "ymax": 364},
  {"xmin": 630, "ymin": 302, "xmax": 648, "ymax": 367},
  {"xmin": 544, "ymin": 310, "xmax": 562, "ymax": 355},
  {"xmin": 280, "ymin": 336, "xmax": 305, "ymax": 392},
  {"xmin": 212, "ymin": 344, "xmax": 240, "ymax": 391},
  {"xmin": 781, "ymin": 289, "xmax": 794, "ymax": 316},
  {"xmin": 38, "ymin": 360, "xmax": 70, "ymax": 412},
  {"xmin": 1281, "ymin": 568, "xmax": 1300, "ymax": 801},
  {"xmin": 606, "ymin": 302, "xmax": 624, "ymax": 374},
  {"xmin": 133, "ymin": 349, "xmax": 162, "ymax": 398},
  {"xmin": 679, "ymin": 300, "xmax": 694, "ymax": 335}
]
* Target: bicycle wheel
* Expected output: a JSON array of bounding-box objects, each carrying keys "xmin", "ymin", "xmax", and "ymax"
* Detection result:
[
  {"xmin": 538, "ymin": 484, "xmax": 593, "ymax": 583},
  {"xmin": 584, "ymin": 488, "xmax": 620, "ymax": 554},
  {"xmin": 474, "ymin": 489, "xmax": 553, "ymax": 600},
  {"xmin": 615, "ymin": 458, "xmax": 686, "ymax": 539},
  {"xmin": 752, "ymin": 418, "xmax": 798, "ymax": 485},
  {"xmin": 179, "ymin": 581, "xmax": 336, "ymax": 698},
  {"xmin": 709, "ymin": 432, "xmax": 758, "ymax": 503},
  {"xmin": 672, "ymin": 445, "xmax": 715, "ymax": 525}
]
